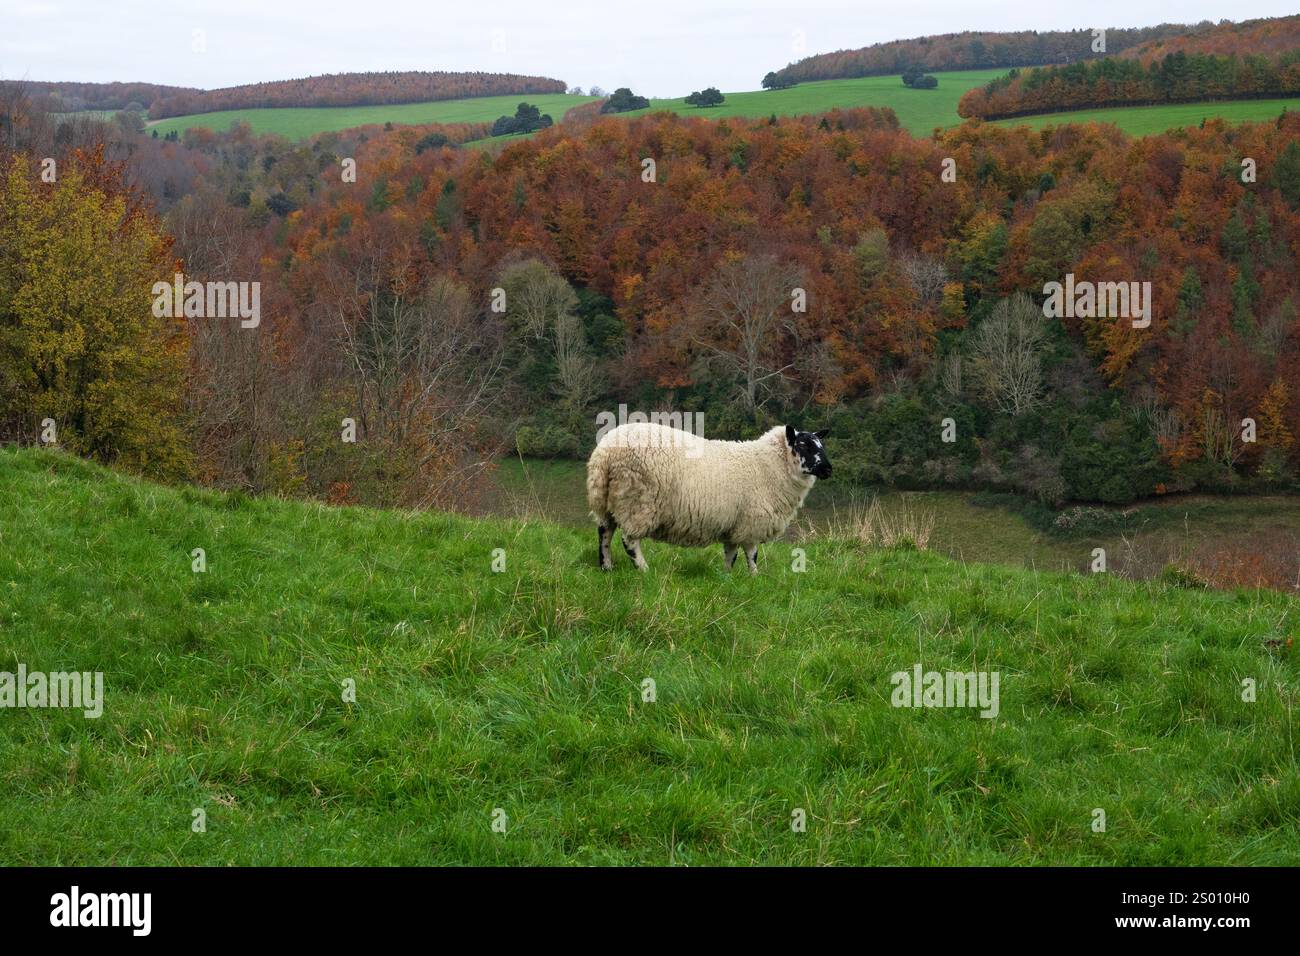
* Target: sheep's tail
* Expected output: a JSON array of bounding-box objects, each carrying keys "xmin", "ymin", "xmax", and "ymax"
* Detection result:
[{"xmin": 586, "ymin": 446, "xmax": 611, "ymax": 524}]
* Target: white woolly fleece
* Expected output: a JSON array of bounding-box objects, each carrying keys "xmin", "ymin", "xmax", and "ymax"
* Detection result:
[{"xmin": 586, "ymin": 422, "xmax": 816, "ymax": 549}]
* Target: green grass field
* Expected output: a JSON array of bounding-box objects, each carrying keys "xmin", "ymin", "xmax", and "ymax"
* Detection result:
[
  {"xmin": 147, "ymin": 72, "xmax": 1300, "ymax": 144},
  {"xmin": 145, "ymin": 92, "xmax": 597, "ymax": 139},
  {"xmin": 994, "ymin": 98, "xmax": 1300, "ymax": 137},
  {"xmin": 2, "ymin": 447, "xmax": 1297, "ymax": 865},
  {"xmin": 146, "ymin": 73, "xmax": 1001, "ymax": 141},
  {"xmin": 620, "ymin": 70, "xmax": 1007, "ymax": 136}
]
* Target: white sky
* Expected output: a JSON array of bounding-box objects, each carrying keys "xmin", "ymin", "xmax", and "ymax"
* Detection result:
[{"xmin": 3, "ymin": 1, "xmax": 1299, "ymax": 98}]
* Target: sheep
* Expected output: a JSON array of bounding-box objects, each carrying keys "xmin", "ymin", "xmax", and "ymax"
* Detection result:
[{"xmin": 586, "ymin": 422, "xmax": 831, "ymax": 572}]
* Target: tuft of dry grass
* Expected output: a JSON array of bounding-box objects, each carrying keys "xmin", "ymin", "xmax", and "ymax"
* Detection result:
[{"xmin": 811, "ymin": 496, "xmax": 936, "ymax": 551}]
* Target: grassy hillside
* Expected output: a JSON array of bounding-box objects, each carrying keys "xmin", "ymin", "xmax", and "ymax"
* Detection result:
[
  {"xmin": 993, "ymin": 98, "xmax": 1300, "ymax": 136},
  {"xmin": 487, "ymin": 458, "xmax": 1300, "ymax": 581},
  {"xmin": 147, "ymin": 73, "xmax": 1000, "ymax": 140},
  {"xmin": 621, "ymin": 70, "xmax": 1006, "ymax": 135},
  {"xmin": 1, "ymin": 448, "xmax": 1297, "ymax": 865},
  {"xmin": 149, "ymin": 70, "xmax": 1300, "ymax": 143},
  {"xmin": 146, "ymin": 92, "xmax": 597, "ymax": 139},
  {"xmin": 477, "ymin": 74, "xmax": 1298, "ymax": 149}
]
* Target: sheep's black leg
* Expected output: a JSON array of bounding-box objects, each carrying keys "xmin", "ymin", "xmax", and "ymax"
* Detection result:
[
  {"xmin": 622, "ymin": 535, "xmax": 648, "ymax": 571},
  {"xmin": 744, "ymin": 545, "xmax": 759, "ymax": 574},
  {"xmin": 724, "ymin": 544, "xmax": 738, "ymax": 570},
  {"xmin": 597, "ymin": 523, "xmax": 614, "ymax": 570}
]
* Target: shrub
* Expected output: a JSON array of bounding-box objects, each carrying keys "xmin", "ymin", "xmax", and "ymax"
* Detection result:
[
  {"xmin": 1160, "ymin": 564, "xmax": 1210, "ymax": 590},
  {"xmin": 1049, "ymin": 505, "xmax": 1139, "ymax": 536},
  {"xmin": 600, "ymin": 88, "xmax": 651, "ymax": 113},
  {"xmin": 1061, "ymin": 416, "xmax": 1165, "ymax": 504},
  {"xmin": 515, "ymin": 423, "xmax": 580, "ymax": 459},
  {"xmin": 414, "ymin": 131, "xmax": 450, "ymax": 153}
]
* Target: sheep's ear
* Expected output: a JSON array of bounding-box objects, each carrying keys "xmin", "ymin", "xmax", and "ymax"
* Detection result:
[
  {"xmin": 814, "ymin": 428, "xmax": 830, "ymax": 439},
  {"xmin": 785, "ymin": 424, "xmax": 797, "ymax": 447}
]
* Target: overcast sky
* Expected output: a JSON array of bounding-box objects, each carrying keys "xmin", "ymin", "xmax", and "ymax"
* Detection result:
[{"xmin": 3, "ymin": 1, "xmax": 1299, "ymax": 98}]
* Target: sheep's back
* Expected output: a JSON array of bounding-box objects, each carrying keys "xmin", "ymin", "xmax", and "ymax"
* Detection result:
[{"xmin": 594, "ymin": 423, "xmax": 748, "ymax": 544}]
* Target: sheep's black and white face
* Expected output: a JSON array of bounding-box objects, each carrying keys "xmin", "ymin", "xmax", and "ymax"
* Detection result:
[{"xmin": 785, "ymin": 425, "xmax": 832, "ymax": 479}]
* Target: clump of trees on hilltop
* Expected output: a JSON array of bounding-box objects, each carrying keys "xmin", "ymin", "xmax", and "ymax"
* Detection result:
[
  {"xmin": 685, "ymin": 87, "xmax": 725, "ymax": 107},
  {"xmin": 901, "ymin": 67, "xmax": 938, "ymax": 88},
  {"xmin": 600, "ymin": 88, "xmax": 651, "ymax": 113},
  {"xmin": 491, "ymin": 102, "xmax": 553, "ymax": 137}
]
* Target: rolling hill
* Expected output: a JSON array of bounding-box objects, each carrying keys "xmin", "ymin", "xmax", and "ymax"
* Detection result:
[
  {"xmin": 147, "ymin": 70, "xmax": 570, "ymax": 120},
  {"xmin": 3, "ymin": 79, "xmax": 199, "ymax": 113},
  {"xmin": 1, "ymin": 447, "xmax": 1296, "ymax": 865},
  {"xmin": 147, "ymin": 92, "xmax": 598, "ymax": 139},
  {"xmin": 149, "ymin": 69, "xmax": 1300, "ymax": 146},
  {"xmin": 145, "ymin": 73, "xmax": 1002, "ymax": 140},
  {"xmin": 992, "ymin": 97, "xmax": 1300, "ymax": 136},
  {"xmin": 611, "ymin": 70, "xmax": 1004, "ymax": 135},
  {"xmin": 959, "ymin": 15, "xmax": 1300, "ymax": 121},
  {"xmin": 762, "ymin": 23, "xmax": 1202, "ymax": 86}
]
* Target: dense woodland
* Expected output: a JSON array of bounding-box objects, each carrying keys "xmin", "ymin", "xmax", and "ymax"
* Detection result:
[
  {"xmin": 764, "ymin": 24, "xmax": 1201, "ymax": 86},
  {"xmin": 1121, "ymin": 14, "xmax": 1300, "ymax": 62},
  {"xmin": 146, "ymin": 71, "xmax": 569, "ymax": 119},
  {"xmin": 959, "ymin": 49, "xmax": 1300, "ymax": 119},
  {"xmin": 0, "ymin": 73, "xmax": 568, "ymax": 120},
  {"xmin": 3, "ymin": 74, "xmax": 1300, "ymax": 512},
  {"xmin": 961, "ymin": 16, "xmax": 1300, "ymax": 119},
  {"xmin": 1, "ymin": 80, "xmax": 199, "ymax": 113}
]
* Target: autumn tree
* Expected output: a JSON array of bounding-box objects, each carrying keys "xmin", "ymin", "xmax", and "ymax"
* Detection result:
[
  {"xmin": 166, "ymin": 187, "xmax": 283, "ymax": 489},
  {"xmin": 311, "ymin": 220, "xmax": 505, "ymax": 505},
  {"xmin": 898, "ymin": 251, "xmax": 948, "ymax": 307},
  {"xmin": 1256, "ymin": 378, "xmax": 1293, "ymax": 449},
  {"xmin": 694, "ymin": 253, "xmax": 804, "ymax": 412},
  {"xmin": 968, "ymin": 292, "xmax": 1048, "ymax": 416},
  {"xmin": 0, "ymin": 151, "xmax": 191, "ymax": 478},
  {"xmin": 498, "ymin": 259, "xmax": 602, "ymax": 418}
]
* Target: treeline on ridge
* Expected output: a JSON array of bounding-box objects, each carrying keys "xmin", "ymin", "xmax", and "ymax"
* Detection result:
[
  {"xmin": 1, "ymin": 80, "xmax": 200, "ymax": 113},
  {"xmin": 148, "ymin": 71, "xmax": 569, "ymax": 119},
  {"xmin": 959, "ymin": 49, "xmax": 1300, "ymax": 119},
  {"xmin": 763, "ymin": 23, "xmax": 1201, "ymax": 86},
  {"xmin": 1120, "ymin": 14, "xmax": 1300, "ymax": 63}
]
